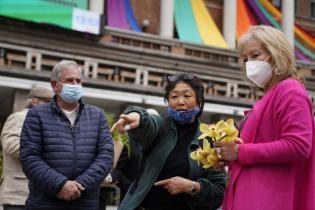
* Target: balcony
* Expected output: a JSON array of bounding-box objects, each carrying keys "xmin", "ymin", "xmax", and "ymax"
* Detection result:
[{"xmin": 0, "ymin": 19, "xmax": 314, "ymax": 109}]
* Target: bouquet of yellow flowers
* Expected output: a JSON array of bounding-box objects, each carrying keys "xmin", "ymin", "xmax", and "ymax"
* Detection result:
[{"xmin": 190, "ymin": 119, "xmax": 239, "ymax": 169}]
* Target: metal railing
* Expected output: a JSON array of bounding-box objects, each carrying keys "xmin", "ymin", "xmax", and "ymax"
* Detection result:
[{"xmin": 0, "ymin": 42, "xmax": 267, "ymax": 104}]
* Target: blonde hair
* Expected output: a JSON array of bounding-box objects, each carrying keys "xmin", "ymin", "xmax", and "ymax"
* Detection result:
[{"xmin": 238, "ymin": 25, "xmax": 300, "ymax": 80}]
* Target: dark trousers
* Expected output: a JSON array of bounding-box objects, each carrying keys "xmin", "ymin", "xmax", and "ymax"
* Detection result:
[
  {"xmin": 3, "ymin": 205, "xmax": 26, "ymax": 210},
  {"xmin": 98, "ymin": 187, "xmax": 107, "ymax": 210},
  {"xmin": 140, "ymin": 205, "xmax": 190, "ymax": 210},
  {"xmin": 141, "ymin": 208, "xmax": 190, "ymax": 210}
]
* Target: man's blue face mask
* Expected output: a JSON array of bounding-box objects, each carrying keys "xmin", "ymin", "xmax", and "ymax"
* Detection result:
[
  {"xmin": 167, "ymin": 106, "xmax": 200, "ymax": 124},
  {"xmin": 58, "ymin": 82, "xmax": 82, "ymax": 103}
]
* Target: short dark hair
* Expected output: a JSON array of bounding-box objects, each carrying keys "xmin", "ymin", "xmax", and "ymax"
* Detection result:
[{"xmin": 164, "ymin": 73, "xmax": 204, "ymax": 117}]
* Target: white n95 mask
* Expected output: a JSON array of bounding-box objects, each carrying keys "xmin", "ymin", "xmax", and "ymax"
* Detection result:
[{"xmin": 245, "ymin": 59, "xmax": 273, "ymax": 88}]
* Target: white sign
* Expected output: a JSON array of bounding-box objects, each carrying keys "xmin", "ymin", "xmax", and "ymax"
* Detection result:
[{"xmin": 72, "ymin": 8, "xmax": 100, "ymax": 34}]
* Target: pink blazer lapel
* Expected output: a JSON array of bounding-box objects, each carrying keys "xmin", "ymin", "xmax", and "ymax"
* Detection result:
[{"xmin": 246, "ymin": 88, "xmax": 275, "ymax": 143}]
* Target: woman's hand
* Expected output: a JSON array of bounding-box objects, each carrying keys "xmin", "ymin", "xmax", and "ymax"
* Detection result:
[
  {"xmin": 213, "ymin": 138, "xmax": 243, "ymax": 161},
  {"xmin": 212, "ymin": 160, "xmax": 226, "ymax": 171},
  {"xmin": 154, "ymin": 176, "xmax": 199, "ymax": 195},
  {"xmin": 111, "ymin": 112, "xmax": 140, "ymax": 133}
]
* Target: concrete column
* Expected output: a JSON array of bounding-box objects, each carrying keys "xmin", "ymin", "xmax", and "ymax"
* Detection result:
[
  {"xmin": 223, "ymin": 0, "xmax": 236, "ymax": 49},
  {"xmin": 160, "ymin": 0, "xmax": 174, "ymax": 38},
  {"xmin": 282, "ymin": 0, "xmax": 294, "ymax": 46},
  {"xmin": 89, "ymin": 0, "xmax": 104, "ymax": 14}
]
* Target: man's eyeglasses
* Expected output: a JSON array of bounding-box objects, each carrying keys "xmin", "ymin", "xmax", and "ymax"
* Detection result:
[{"xmin": 167, "ymin": 74, "xmax": 196, "ymax": 82}]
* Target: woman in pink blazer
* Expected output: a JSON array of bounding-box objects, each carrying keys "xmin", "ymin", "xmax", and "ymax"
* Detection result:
[{"xmin": 214, "ymin": 25, "xmax": 315, "ymax": 210}]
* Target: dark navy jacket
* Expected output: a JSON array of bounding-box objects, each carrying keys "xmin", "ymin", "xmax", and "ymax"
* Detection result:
[{"xmin": 20, "ymin": 98, "xmax": 114, "ymax": 210}]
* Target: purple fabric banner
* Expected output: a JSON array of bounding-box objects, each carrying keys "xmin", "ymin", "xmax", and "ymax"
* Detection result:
[
  {"xmin": 295, "ymin": 48, "xmax": 310, "ymax": 62},
  {"xmin": 107, "ymin": 0, "xmax": 129, "ymax": 30},
  {"xmin": 246, "ymin": 0, "xmax": 269, "ymax": 25}
]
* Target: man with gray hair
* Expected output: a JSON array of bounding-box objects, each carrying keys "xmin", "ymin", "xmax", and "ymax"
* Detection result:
[
  {"xmin": 0, "ymin": 86, "xmax": 52, "ymax": 210},
  {"xmin": 20, "ymin": 60, "xmax": 114, "ymax": 210}
]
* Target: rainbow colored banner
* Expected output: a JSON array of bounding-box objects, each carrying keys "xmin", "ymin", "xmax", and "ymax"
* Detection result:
[{"xmin": 237, "ymin": 0, "xmax": 314, "ymax": 62}]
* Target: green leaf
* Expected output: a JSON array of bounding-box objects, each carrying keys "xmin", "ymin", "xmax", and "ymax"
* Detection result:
[{"xmin": 104, "ymin": 111, "xmax": 131, "ymax": 158}]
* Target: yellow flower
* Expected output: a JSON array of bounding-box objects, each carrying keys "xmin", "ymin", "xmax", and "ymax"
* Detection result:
[
  {"xmin": 215, "ymin": 119, "xmax": 239, "ymax": 142},
  {"xmin": 204, "ymin": 148, "xmax": 219, "ymax": 169},
  {"xmin": 190, "ymin": 139, "xmax": 219, "ymax": 168},
  {"xmin": 190, "ymin": 148, "xmax": 203, "ymax": 161},
  {"xmin": 198, "ymin": 123, "xmax": 221, "ymax": 140},
  {"xmin": 191, "ymin": 119, "xmax": 238, "ymax": 169}
]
